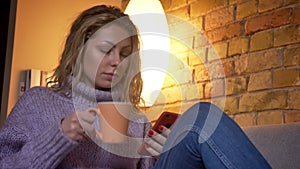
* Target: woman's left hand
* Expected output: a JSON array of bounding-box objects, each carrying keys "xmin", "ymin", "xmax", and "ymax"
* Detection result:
[{"xmin": 144, "ymin": 125, "xmax": 171, "ymax": 157}]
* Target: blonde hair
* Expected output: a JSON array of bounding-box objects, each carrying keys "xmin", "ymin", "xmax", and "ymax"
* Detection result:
[{"xmin": 48, "ymin": 5, "xmax": 143, "ymax": 110}]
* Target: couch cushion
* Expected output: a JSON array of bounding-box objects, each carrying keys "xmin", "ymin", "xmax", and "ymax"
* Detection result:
[{"xmin": 243, "ymin": 122, "xmax": 300, "ymax": 169}]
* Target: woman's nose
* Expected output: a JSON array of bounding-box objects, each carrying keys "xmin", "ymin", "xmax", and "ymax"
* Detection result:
[{"xmin": 110, "ymin": 51, "xmax": 121, "ymax": 66}]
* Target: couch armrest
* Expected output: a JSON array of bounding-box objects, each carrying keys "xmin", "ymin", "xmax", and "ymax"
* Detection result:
[{"xmin": 243, "ymin": 122, "xmax": 300, "ymax": 169}]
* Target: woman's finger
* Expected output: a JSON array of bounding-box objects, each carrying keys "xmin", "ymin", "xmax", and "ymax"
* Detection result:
[
  {"xmin": 80, "ymin": 120, "xmax": 95, "ymax": 135},
  {"xmin": 144, "ymin": 136, "xmax": 164, "ymax": 153},
  {"xmin": 159, "ymin": 125, "xmax": 171, "ymax": 137},
  {"xmin": 144, "ymin": 140, "xmax": 161, "ymax": 156},
  {"xmin": 145, "ymin": 145, "xmax": 160, "ymax": 156},
  {"xmin": 62, "ymin": 112, "xmax": 91, "ymax": 141},
  {"xmin": 149, "ymin": 130, "xmax": 167, "ymax": 146},
  {"xmin": 77, "ymin": 109, "xmax": 97, "ymax": 123}
]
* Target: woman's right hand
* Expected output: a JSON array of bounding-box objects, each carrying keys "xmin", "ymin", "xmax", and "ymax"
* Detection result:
[
  {"xmin": 61, "ymin": 109, "xmax": 97, "ymax": 142},
  {"xmin": 144, "ymin": 126, "xmax": 171, "ymax": 157}
]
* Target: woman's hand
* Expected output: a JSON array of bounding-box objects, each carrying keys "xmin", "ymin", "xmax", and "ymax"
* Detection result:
[
  {"xmin": 61, "ymin": 109, "xmax": 97, "ymax": 142},
  {"xmin": 144, "ymin": 126, "xmax": 171, "ymax": 157}
]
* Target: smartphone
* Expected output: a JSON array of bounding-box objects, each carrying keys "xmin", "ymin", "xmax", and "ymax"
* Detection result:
[
  {"xmin": 151, "ymin": 111, "xmax": 180, "ymax": 133},
  {"xmin": 137, "ymin": 111, "xmax": 180, "ymax": 156}
]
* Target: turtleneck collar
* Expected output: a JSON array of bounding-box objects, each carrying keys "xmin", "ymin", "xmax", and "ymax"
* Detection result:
[
  {"xmin": 73, "ymin": 81, "xmax": 114, "ymax": 102},
  {"xmin": 64, "ymin": 77, "xmax": 121, "ymax": 111}
]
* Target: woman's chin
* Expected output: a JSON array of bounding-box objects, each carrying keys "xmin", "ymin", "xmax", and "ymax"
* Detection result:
[
  {"xmin": 94, "ymin": 77, "xmax": 122, "ymax": 90},
  {"xmin": 95, "ymin": 87, "xmax": 111, "ymax": 91},
  {"xmin": 95, "ymin": 82, "xmax": 118, "ymax": 90}
]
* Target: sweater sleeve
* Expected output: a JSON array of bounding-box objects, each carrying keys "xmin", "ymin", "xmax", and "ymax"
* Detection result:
[
  {"xmin": 0, "ymin": 121, "xmax": 77, "ymax": 169},
  {"xmin": 0, "ymin": 89, "xmax": 77, "ymax": 169},
  {"xmin": 137, "ymin": 121, "xmax": 155, "ymax": 169}
]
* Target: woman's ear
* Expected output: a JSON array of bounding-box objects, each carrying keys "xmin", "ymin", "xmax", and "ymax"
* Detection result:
[{"xmin": 85, "ymin": 32, "xmax": 92, "ymax": 43}]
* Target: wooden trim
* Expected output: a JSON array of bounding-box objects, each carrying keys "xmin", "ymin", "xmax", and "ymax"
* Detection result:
[{"xmin": 0, "ymin": 0, "xmax": 17, "ymax": 128}]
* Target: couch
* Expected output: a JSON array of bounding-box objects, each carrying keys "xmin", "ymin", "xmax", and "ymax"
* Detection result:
[{"xmin": 243, "ymin": 122, "xmax": 300, "ymax": 169}]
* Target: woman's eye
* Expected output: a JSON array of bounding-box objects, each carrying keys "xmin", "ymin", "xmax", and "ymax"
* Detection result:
[
  {"xmin": 120, "ymin": 49, "xmax": 132, "ymax": 58},
  {"xmin": 100, "ymin": 49, "xmax": 111, "ymax": 54},
  {"xmin": 120, "ymin": 52, "xmax": 130, "ymax": 58}
]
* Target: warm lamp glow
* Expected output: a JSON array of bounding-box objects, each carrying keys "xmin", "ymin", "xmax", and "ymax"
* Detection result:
[{"xmin": 125, "ymin": 0, "xmax": 170, "ymax": 106}]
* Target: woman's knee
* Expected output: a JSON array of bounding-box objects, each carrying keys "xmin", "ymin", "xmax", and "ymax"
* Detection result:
[{"xmin": 182, "ymin": 102, "xmax": 224, "ymax": 125}]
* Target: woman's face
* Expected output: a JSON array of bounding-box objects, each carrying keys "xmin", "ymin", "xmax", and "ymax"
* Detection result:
[{"xmin": 82, "ymin": 24, "xmax": 132, "ymax": 90}]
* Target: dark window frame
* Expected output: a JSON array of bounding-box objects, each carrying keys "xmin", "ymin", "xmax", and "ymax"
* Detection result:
[{"xmin": 0, "ymin": 0, "xmax": 17, "ymax": 127}]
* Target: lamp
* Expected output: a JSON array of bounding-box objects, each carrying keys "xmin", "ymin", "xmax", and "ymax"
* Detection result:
[{"xmin": 125, "ymin": 0, "xmax": 170, "ymax": 106}]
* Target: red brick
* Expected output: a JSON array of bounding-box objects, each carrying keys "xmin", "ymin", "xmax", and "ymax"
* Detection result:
[
  {"xmin": 207, "ymin": 61, "xmax": 226, "ymax": 79},
  {"xmin": 194, "ymin": 64, "xmax": 210, "ymax": 82},
  {"xmin": 248, "ymin": 71, "xmax": 272, "ymax": 91},
  {"xmin": 226, "ymin": 76, "xmax": 247, "ymax": 95},
  {"xmin": 182, "ymin": 83, "xmax": 203, "ymax": 100},
  {"xmin": 284, "ymin": 45, "xmax": 300, "ymax": 66},
  {"xmin": 257, "ymin": 111, "xmax": 284, "ymax": 125},
  {"xmin": 258, "ymin": 0, "xmax": 284, "ymax": 13},
  {"xmin": 159, "ymin": 85, "xmax": 182, "ymax": 103},
  {"xmin": 190, "ymin": 0, "xmax": 228, "ymax": 17},
  {"xmin": 289, "ymin": 90, "xmax": 300, "ymax": 109},
  {"xmin": 190, "ymin": 16, "xmax": 204, "ymax": 32},
  {"xmin": 171, "ymin": 0, "xmax": 187, "ymax": 9},
  {"xmin": 235, "ymin": 49, "xmax": 283, "ymax": 74},
  {"xmin": 247, "ymin": 49, "xmax": 283, "ymax": 72},
  {"xmin": 234, "ymin": 55, "xmax": 248, "ymax": 75},
  {"xmin": 169, "ymin": 21, "xmax": 199, "ymax": 48},
  {"xmin": 236, "ymin": 0, "xmax": 257, "ymax": 20},
  {"xmin": 207, "ymin": 42, "xmax": 228, "ymax": 61},
  {"xmin": 228, "ymin": 37, "xmax": 249, "ymax": 56},
  {"xmin": 229, "ymin": 0, "xmax": 249, "ymax": 5},
  {"xmin": 163, "ymin": 73, "xmax": 175, "ymax": 88},
  {"xmin": 245, "ymin": 8, "xmax": 291, "ymax": 34},
  {"xmin": 210, "ymin": 97, "xmax": 226, "ymax": 114},
  {"xmin": 239, "ymin": 91, "xmax": 288, "ymax": 112},
  {"xmin": 194, "ymin": 33, "xmax": 211, "ymax": 49},
  {"xmin": 196, "ymin": 82, "xmax": 205, "ymax": 99},
  {"xmin": 234, "ymin": 113, "xmax": 257, "ymax": 127},
  {"xmin": 285, "ymin": 111, "xmax": 300, "ymax": 123},
  {"xmin": 274, "ymin": 24, "xmax": 300, "ymax": 47},
  {"xmin": 207, "ymin": 60, "xmax": 233, "ymax": 79},
  {"xmin": 206, "ymin": 22, "xmax": 241, "ymax": 43},
  {"xmin": 205, "ymin": 79, "xmax": 225, "ymax": 98},
  {"xmin": 224, "ymin": 97, "xmax": 239, "ymax": 115},
  {"xmin": 250, "ymin": 30, "xmax": 273, "ymax": 51},
  {"xmin": 167, "ymin": 52, "xmax": 189, "ymax": 73},
  {"xmin": 285, "ymin": 0, "xmax": 300, "ymax": 6},
  {"xmin": 273, "ymin": 69, "xmax": 300, "ymax": 88},
  {"xmin": 223, "ymin": 60, "xmax": 234, "ymax": 77},
  {"xmin": 205, "ymin": 6, "xmax": 235, "ymax": 30},
  {"xmin": 293, "ymin": 6, "xmax": 300, "ymax": 24},
  {"xmin": 188, "ymin": 49, "xmax": 206, "ymax": 67},
  {"xmin": 170, "ymin": 38, "xmax": 190, "ymax": 53},
  {"xmin": 168, "ymin": 6, "xmax": 190, "ymax": 21}
]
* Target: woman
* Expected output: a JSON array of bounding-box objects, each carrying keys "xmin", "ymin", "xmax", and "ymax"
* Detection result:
[
  {"xmin": 0, "ymin": 5, "xmax": 271, "ymax": 169},
  {"xmin": 0, "ymin": 5, "xmax": 154, "ymax": 169}
]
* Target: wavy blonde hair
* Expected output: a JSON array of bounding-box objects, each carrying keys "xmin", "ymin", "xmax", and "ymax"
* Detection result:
[{"xmin": 48, "ymin": 5, "xmax": 143, "ymax": 110}]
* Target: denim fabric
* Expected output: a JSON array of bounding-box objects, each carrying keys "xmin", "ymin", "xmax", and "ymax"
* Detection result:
[{"xmin": 154, "ymin": 102, "xmax": 271, "ymax": 169}]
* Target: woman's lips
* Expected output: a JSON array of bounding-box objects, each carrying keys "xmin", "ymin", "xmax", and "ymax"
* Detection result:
[{"xmin": 103, "ymin": 72, "xmax": 117, "ymax": 81}]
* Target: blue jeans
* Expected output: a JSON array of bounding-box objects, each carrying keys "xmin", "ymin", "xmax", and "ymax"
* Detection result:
[{"xmin": 154, "ymin": 102, "xmax": 271, "ymax": 169}]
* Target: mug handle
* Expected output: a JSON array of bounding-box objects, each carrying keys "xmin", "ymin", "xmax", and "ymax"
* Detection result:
[{"xmin": 86, "ymin": 108, "xmax": 104, "ymax": 141}]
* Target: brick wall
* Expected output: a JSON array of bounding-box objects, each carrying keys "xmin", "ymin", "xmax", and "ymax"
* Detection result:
[{"xmin": 122, "ymin": 0, "xmax": 300, "ymax": 127}]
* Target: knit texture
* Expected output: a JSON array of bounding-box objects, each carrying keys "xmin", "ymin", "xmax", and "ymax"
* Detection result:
[{"xmin": 0, "ymin": 81, "xmax": 154, "ymax": 169}]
